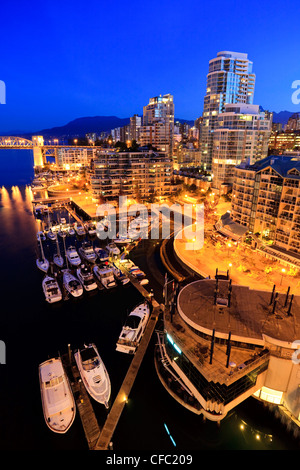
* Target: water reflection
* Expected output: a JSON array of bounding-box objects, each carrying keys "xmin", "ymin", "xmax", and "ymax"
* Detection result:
[{"xmin": 0, "ymin": 186, "xmax": 12, "ymax": 209}]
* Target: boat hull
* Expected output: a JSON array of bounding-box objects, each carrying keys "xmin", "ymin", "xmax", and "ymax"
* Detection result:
[
  {"xmin": 74, "ymin": 344, "xmax": 111, "ymax": 407},
  {"xmin": 39, "ymin": 358, "xmax": 76, "ymax": 434}
]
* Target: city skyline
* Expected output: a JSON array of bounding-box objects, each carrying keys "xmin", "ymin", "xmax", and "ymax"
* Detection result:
[{"xmin": 0, "ymin": 0, "xmax": 300, "ymax": 133}]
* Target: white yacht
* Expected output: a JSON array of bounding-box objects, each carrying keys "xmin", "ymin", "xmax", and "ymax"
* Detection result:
[
  {"xmin": 106, "ymin": 242, "xmax": 120, "ymax": 256},
  {"xmin": 112, "ymin": 234, "xmax": 133, "ymax": 245},
  {"xmin": 62, "ymin": 269, "xmax": 83, "ymax": 298},
  {"xmin": 116, "ymin": 302, "xmax": 150, "ymax": 354},
  {"xmin": 42, "ymin": 275, "xmax": 62, "ymax": 303},
  {"xmin": 39, "ymin": 357, "xmax": 76, "ymax": 434},
  {"xmin": 76, "ymin": 264, "xmax": 98, "ymax": 291},
  {"xmin": 79, "ymin": 242, "xmax": 97, "ymax": 263},
  {"xmin": 93, "ymin": 265, "xmax": 116, "ymax": 289},
  {"xmin": 66, "ymin": 246, "xmax": 81, "ymax": 267},
  {"xmin": 74, "ymin": 344, "xmax": 111, "ymax": 407}
]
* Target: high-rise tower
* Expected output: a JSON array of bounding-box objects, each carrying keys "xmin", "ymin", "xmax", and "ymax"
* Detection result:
[
  {"xmin": 200, "ymin": 51, "xmax": 256, "ymax": 168},
  {"xmin": 139, "ymin": 94, "xmax": 174, "ymax": 155}
]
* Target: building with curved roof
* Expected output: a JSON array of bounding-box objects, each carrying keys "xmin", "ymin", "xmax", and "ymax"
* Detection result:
[{"xmin": 156, "ymin": 278, "xmax": 300, "ymax": 424}]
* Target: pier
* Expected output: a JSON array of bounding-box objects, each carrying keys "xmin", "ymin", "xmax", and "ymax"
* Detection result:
[
  {"xmin": 61, "ymin": 249, "xmax": 164, "ymax": 450},
  {"xmin": 62, "ymin": 348, "xmax": 101, "ymax": 450},
  {"xmin": 94, "ymin": 302, "xmax": 162, "ymax": 450}
]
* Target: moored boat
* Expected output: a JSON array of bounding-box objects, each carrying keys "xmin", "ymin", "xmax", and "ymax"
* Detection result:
[
  {"xmin": 36, "ymin": 233, "xmax": 49, "ymax": 273},
  {"xmin": 93, "ymin": 265, "xmax": 116, "ymax": 289},
  {"xmin": 66, "ymin": 246, "xmax": 81, "ymax": 267},
  {"xmin": 76, "ymin": 264, "xmax": 98, "ymax": 291},
  {"xmin": 47, "ymin": 229, "xmax": 57, "ymax": 241},
  {"xmin": 75, "ymin": 225, "xmax": 86, "ymax": 237},
  {"xmin": 106, "ymin": 242, "xmax": 120, "ymax": 256},
  {"xmin": 94, "ymin": 247, "xmax": 109, "ymax": 262},
  {"xmin": 116, "ymin": 302, "xmax": 150, "ymax": 354},
  {"xmin": 112, "ymin": 263, "xmax": 130, "ymax": 285},
  {"xmin": 39, "ymin": 357, "xmax": 76, "ymax": 433},
  {"xmin": 62, "ymin": 269, "xmax": 83, "ymax": 297},
  {"xmin": 42, "ymin": 275, "xmax": 62, "ymax": 303},
  {"xmin": 74, "ymin": 343, "xmax": 111, "ymax": 407},
  {"xmin": 79, "ymin": 241, "xmax": 97, "ymax": 263}
]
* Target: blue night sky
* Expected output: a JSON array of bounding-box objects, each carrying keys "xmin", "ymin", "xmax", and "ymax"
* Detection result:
[{"xmin": 0, "ymin": 0, "xmax": 299, "ymax": 133}]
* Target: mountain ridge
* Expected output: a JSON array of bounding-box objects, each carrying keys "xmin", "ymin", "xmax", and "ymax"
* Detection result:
[{"xmin": 1, "ymin": 111, "xmax": 296, "ymax": 138}]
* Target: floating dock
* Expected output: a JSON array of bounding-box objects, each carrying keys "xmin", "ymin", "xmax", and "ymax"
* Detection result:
[{"xmin": 94, "ymin": 302, "xmax": 162, "ymax": 450}]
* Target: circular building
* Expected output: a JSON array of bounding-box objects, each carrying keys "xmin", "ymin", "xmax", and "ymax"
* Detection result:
[{"xmin": 155, "ymin": 278, "xmax": 300, "ymax": 424}]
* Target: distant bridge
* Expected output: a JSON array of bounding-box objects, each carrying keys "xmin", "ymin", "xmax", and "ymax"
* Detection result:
[
  {"xmin": 0, "ymin": 136, "xmax": 34, "ymax": 148},
  {"xmin": 0, "ymin": 135, "xmax": 95, "ymax": 166}
]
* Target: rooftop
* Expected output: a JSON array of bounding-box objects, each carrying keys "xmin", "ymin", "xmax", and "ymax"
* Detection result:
[
  {"xmin": 177, "ymin": 279, "xmax": 300, "ymax": 345},
  {"xmin": 237, "ymin": 154, "xmax": 300, "ymax": 178}
]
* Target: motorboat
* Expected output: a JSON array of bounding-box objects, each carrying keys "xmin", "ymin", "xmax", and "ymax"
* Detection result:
[
  {"xmin": 42, "ymin": 275, "xmax": 62, "ymax": 303},
  {"xmin": 119, "ymin": 258, "xmax": 137, "ymax": 270},
  {"xmin": 116, "ymin": 302, "xmax": 150, "ymax": 354},
  {"xmin": 112, "ymin": 263, "xmax": 130, "ymax": 285},
  {"xmin": 62, "ymin": 269, "xmax": 83, "ymax": 298},
  {"xmin": 112, "ymin": 234, "xmax": 133, "ymax": 245},
  {"xmin": 79, "ymin": 242, "xmax": 97, "ymax": 263},
  {"xmin": 66, "ymin": 246, "xmax": 81, "ymax": 267},
  {"xmin": 75, "ymin": 225, "xmax": 86, "ymax": 237},
  {"xmin": 106, "ymin": 242, "xmax": 120, "ymax": 257},
  {"xmin": 94, "ymin": 247, "xmax": 109, "ymax": 262},
  {"xmin": 129, "ymin": 216, "xmax": 149, "ymax": 229},
  {"xmin": 74, "ymin": 344, "xmax": 111, "ymax": 407},
  {"xmin": 93, "ymin": 265, "xmax": 116, "ymax": 289},
  {"xmin": 39, "ymin": 357, "xmax": 76, "ymax": 433},
  {"xmin": 129, "ymin": 267, "xmax": 146, "ymax": 279},
  {"xmin": 76, "ymin": 264, "xmax": 98, "ymax": 291}
]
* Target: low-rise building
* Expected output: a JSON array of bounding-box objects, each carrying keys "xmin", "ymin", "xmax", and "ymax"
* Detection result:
[
  {"xmin": 156, "ymin": 278, "xmax": 300, "ymax": 425},
  {"xmin": 90, "ymin": 149, "xmax": 173, "ymax": 201}
]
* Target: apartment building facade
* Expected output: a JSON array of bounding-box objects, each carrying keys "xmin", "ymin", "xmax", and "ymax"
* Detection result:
[
  {"xmin": 212, "ymin": 104, "xmax": 272, "ymax": 188},
  {"xmin": 230, "ymin": 155, "xmax": 300, "ymax": 256},
  {"xmin": 200, "ymin": 51, "xmax": 255, "ymax": 169},
  {"xmin": 139, "ymin": 94, "xmax": 174, "ymax": 155},
  {"xmin": 90, "ymin": 149, "xmax": 172, "ymax": 201}
]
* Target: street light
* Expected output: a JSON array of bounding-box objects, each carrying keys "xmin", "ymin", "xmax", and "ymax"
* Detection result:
[{"xmin": 280, "ymin": 268, "xmax": 286, "ymax": 285}]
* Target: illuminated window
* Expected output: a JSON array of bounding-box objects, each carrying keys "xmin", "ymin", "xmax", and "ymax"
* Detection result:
[{"xmin": 254, "ymin": 386, "xmax": 283, "ymax": 404}]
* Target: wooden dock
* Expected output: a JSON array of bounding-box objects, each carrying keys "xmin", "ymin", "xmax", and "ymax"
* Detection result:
[
  {"xmin": 94, "ymin": 302, "xmax": 162, "ymax": 450},
  {"xmin": 61, "ymin": 251, "xmax": 163, "ymax": 450},
  {"xmin": 62, "ymin": 351, "xmax": 101, "ymax": 450}
]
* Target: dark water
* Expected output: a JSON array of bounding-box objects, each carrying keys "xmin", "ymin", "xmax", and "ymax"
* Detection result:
[{"xmin": 0, "ymin": 149, "xmax": 299, "ymax": 451}]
